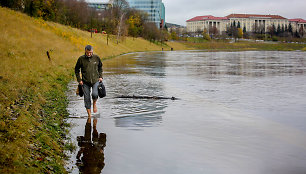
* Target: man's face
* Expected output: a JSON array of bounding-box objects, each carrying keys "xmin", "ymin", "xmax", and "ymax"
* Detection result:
[{"xmin": 85, "ymin": 49, "xmax": 93, "ymax": 57}]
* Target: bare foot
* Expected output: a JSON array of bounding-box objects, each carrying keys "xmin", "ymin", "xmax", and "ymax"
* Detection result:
[
  {"xmin": 86, "ymin": 109, "xmax": 92, "ymax": 118},
  {"xmin": 93, "ymin": 104, "xmax": 98, "ymax": 113}
]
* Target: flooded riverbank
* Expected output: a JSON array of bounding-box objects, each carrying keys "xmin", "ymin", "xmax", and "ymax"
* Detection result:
[{"xmin": 66, "ymin": 51, "xmax": 306, "ymax": 174}]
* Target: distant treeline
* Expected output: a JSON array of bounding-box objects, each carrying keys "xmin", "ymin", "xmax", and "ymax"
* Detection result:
[{"xmin": 0, "ymin": 0, "xmax": 163, "ymax": 42}]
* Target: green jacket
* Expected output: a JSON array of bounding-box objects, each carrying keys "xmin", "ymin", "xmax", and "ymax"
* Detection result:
[{"xmin": 75, "ymin": 54, "xmax": 103, "ymax": 85}]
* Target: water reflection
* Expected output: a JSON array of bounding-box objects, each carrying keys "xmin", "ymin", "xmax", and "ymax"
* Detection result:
[
  {"xmin": 110, "ymin": 96, "xmax": 167, "ymax": 127},
  {"xmin": 134, "ymin": 52, "xmax": 167, "ymax": 78},
  {"xmin": 76, "ymin": 118, "xmax": 106, "ymax": 174},
  {"xmin": 114, "ymin": 109, "xmax": 164, "ymax": 127},
  {"xmin": 104, "ymin": 52, "xmax": 166, "ymax": 78},
  {"xmin": 103, "ymin": 52, "xmax": 168, "ymax": 128},
  {"xmin": 174, "ymin": 51, "xmax": 306, "ymax": 79}
]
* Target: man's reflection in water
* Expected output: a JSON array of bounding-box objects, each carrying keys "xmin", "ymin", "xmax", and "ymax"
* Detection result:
[{"xmin": 76, "ymin": 118, "xmax": 106, "ymax": 174}]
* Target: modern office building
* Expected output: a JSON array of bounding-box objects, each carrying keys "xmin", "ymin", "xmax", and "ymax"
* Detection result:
[{"xmin": 126, "ymin": 0, "xmax": 166, "ymax": 28}]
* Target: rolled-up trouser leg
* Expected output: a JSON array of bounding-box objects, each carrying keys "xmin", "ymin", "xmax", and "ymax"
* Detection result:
[
  {"xmin": 83, "ymin": 83, "xmax": 91, "ymax": 109},
  {"xmin": 92, "ymin": 81, "xmax": 99, "ymax": 100}
]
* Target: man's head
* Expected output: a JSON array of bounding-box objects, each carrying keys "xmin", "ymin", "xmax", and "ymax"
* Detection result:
[{"xmin": 85, "ymin": 45, "xmax": 93, "ymax": 57}]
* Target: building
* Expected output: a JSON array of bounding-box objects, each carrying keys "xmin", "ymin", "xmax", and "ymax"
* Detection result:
[
  {"xmin": 166, "ymin": 22, "xmax": 186, "ymax": 36},
  {"xmin": 186, "ymin": 13, "xmax": 290, "ymax": 35},
  {"xmin": 126, "ymin": 0, "xmax": 165, "ymax": 28},
  {"xmin": 86, "ymin": 0, "xmax": 111, "ymax": 11},
  {"xmin": 289, "ymin": 18, "xmax": 306, "ymax": 33},
  {"xmin": 186, "ymin": 15, "xmax": 228, "ymax": 34},
  {"xmin": 226, "ymin": 14, "xmax": 288, "ymax": 33}
]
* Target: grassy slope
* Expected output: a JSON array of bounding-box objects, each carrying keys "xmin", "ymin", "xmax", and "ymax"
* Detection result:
[{"xmin": 0, "ymin": 7, "xmax": 188, "ymax": 173}]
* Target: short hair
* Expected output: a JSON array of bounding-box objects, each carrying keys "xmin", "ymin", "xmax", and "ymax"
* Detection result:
[{"xmin": 85, "ymin": 45, "xmax": 93, "ymax": 51}]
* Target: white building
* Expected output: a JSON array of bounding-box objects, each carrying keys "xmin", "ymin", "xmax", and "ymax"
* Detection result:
[
  {"xmin": 289, "ymin": 18, "xmax": 306, "ymax": 33},
  {"xmin": 186, "ymin": 15, "xmax": 227, "ymax": 34},
  {"xmin": 186, "ymin": 14, "xmax": 290, "ymax": 34},
  {"xmin": 226, "ymin": 14, "xmax": 288, "ymax": 33}
]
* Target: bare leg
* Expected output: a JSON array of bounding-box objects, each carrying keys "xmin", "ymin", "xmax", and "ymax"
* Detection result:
[
  {"xmin": 93, "ymin": 99, "xmax": 98, "ymax": 113},
  {"xmin": 87, "ymin": 117, "xmax": 91, "ymax": 124},
  {"xmin": 93, "ymin": 118, "xmax": 97, "ymax": 127},
  {"xmin": 86, "ymin": 109, "xmax": 92, "ymax": 118}
]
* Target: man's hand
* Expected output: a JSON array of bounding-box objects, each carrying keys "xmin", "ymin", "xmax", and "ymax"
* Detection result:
[
  {"xmin": 79, "ymin": 81, "xmax": 83, "ymax": 85},
  {"xmin": 99, "ymin": 78, "xmax": 103, "ymax": 82}
]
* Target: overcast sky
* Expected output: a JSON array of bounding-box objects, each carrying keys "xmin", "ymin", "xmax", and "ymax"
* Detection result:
[
  {"xmin": 86, "ymin": 0, "xmax": 306, "ymax": 26},
  {"xmin": 163, "ymin": 0, "xmax": 306, "ymax": 26}
]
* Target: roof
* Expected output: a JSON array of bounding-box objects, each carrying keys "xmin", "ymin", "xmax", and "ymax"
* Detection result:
[
  {"xmin": 226, "ymin": 14, "xmax": 287, "ymax": 19},
  {"xmin": 289, "ymin": 18, "xmax": 306, "ymax": 23},
  {"xmin": 186, "ymin": 15, "xmax": 228, "ymax": 22}
]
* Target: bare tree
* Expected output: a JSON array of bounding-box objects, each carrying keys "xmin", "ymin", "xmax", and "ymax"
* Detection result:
[
  {"xmin": 109, "ymin": 0, "xmax": 129, "ymax": 43},
  {"xmin": 299, "ymin": 25, "xmax": 304, "ymax": 38}
]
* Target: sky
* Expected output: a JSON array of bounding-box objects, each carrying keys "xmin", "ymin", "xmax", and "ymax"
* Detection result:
[
  {"xmin": 86, "ymin": 0, "xmax": 306, "ymax": 26},
  {"xmin": 163, "ymin": 0, "xmax": 306, "ymax": 26}
]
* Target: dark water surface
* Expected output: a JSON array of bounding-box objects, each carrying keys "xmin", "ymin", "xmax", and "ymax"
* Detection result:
[{"xmin": 66, "ymin": 51, "xmax": 306, "ymax": 174}]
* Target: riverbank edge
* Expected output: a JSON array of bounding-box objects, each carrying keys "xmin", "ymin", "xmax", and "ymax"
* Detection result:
[{"xmin": 181, "ymin": 41, "xmax": 306, "ymax": 51}]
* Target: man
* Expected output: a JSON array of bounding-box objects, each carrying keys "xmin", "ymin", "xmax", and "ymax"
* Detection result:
[{"xmin": 75, "ymin": 45, "xmax": 103, "ymax": 117}]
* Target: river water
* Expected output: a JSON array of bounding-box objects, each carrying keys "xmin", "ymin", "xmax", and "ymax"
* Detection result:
[{"xmin": 65, "ymin": 51, "xmax": 306, "ymax": 174}]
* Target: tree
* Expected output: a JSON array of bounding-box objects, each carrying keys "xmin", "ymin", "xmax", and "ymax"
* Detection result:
[
  {"xmin": 277, "ymin": 24, "xmax": 281, "ymax": 36},
  {"xmin": 127, "ymin": 15, "xmax": 138, "ymax": 38},
  {"xmin": 111, "ymin": 0, "xmax": 129, "ymax": 10},
  {"xmin": 288, "ymin": 23, "xmax": 293, "ymax": 36},
  {"xmin": 143, "ymin": 22, "xmax": 160, "ymax": 43},
  {"xmin": 232, "ymin": 25, "xmax": 238, "ymax": 40},
  {"xmin": 299, "ymin": 25, "xmax": 304, "ymax": 38},
  {"xmin": 203, "ymin": 29, "xmax": 211, "ymax": 41},
  {"xmin": 237, "ymin": 21, "xmax": 241, "ymax": 28},
  {"xmin": 268, "ymin": 23, "xmax": 276, "ymax": 36},
  {"xmin": 108, "ymin": 0, "xmax": 129, "ymax": 43},
  {"xmin": 196, "ymin": 28, "xmax": 202, "ymax": 37},
  {"xmin": 295, "ymin": 29, "xmax": 300, "ymax": 38},
  {"xmin": 126, "ymin": 10, "xmax": 144, "ymax": 39},
  {"xmin": 210, "ymin": 26, "xmax": 219, "ymax": 37},
  {"xmin": 243, "ymin": 26, "xmax": 246, "ymax": 33},
  {"xmin": 170, "ymin": 31, "xmax": 178, "ymax": 40},
  {"xmin": 1, "ymin": 0, "xmax": 25, "ymax": 11},
  {"xmin": 237, "ymin": 28, "xmax": 243, "ymax": 39}
]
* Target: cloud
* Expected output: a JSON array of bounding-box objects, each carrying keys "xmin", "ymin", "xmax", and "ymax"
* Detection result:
[{"xmin": 163, "ymin": 0, "xmax": 306, "ymax": 25}]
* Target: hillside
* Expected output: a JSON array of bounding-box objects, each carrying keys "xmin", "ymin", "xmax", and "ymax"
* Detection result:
[{"xmin": 0, "ymin": 7, "xmax": 188, "ymax": 173}]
